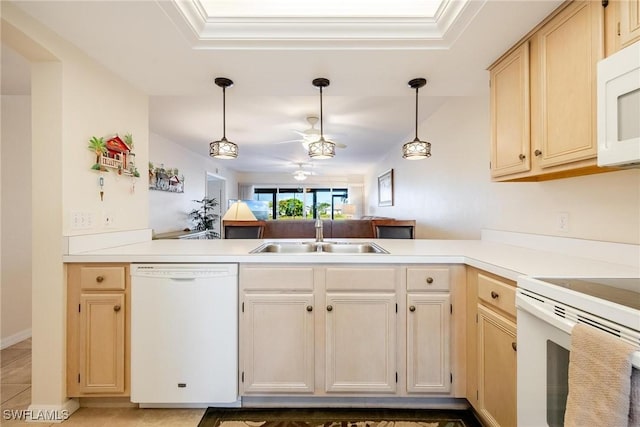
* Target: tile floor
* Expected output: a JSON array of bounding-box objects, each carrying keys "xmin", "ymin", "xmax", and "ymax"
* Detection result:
[{"xmin": 1, "ymin": 339, "xmax": 205, "ymax": 426}]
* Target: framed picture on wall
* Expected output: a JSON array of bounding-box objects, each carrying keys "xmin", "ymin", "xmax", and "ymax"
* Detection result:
[{"xmin": 378, "ymin": 169, "xmax": 393, "ymax": 207}]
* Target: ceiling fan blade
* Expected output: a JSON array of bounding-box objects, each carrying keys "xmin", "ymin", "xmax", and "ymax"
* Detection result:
[
  {"xmin": 275, "ymin": 139, "xmax": 303, "ymax": 144},
  {"xmin": 324, "ymin": 139, "xmax": 347, "ymax": 149}
]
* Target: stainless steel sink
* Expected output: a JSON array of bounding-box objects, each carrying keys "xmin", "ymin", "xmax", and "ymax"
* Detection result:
[
  {"xmin": 319, "ymin": 242, "xmax": 389, "ymax": 254},
  {"xmin": 250, "ymin": 241, "xmax": 388, "ymax": 254},
  {"xmin": 250, "ymin": 242, "xmax": 318, "ymax": 253}
]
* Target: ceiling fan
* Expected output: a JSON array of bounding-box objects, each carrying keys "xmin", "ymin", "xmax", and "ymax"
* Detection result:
[
  {"xmin": 278, "ymin": 116, "xmax": 347, "ymax": 149},
  {"xmin": 291, "ymin": 162, "xmax": 316, "ymax": 181}
]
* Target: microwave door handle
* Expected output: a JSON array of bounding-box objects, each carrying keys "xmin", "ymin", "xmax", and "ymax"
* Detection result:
[{"xmin": 517, "ymin": 295, "xmax": 575, "ymax": 334}]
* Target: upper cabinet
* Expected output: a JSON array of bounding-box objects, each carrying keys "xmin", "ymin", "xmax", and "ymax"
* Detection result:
[
  {"xmin": 606, "ymin": 0, "xmax": 640, "ymax": 55},
  {"xmin": 490, "ymin": 1, "xmax": 610, "ymax": 182},
  {"xmin": 490, "ymin": 43, "xmax": 530, "ymax": 178}
]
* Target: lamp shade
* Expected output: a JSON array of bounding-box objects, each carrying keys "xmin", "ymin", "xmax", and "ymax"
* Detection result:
[
  {"xmin": 342, "ymin": 204, "xmax": 356, "ymax": 215},
  {"xmin": 222, "ymin": 201, "xmax": 257, "ymax": 221}
]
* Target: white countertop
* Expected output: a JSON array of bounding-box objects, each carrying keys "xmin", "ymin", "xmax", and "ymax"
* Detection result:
[{"xmin": 63, "ymin": 237, "xmax": 640, "ymax": 282}]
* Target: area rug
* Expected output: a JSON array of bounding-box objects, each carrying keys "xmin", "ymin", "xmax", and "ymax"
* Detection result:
[{"xmin": 198, "ymin": 408, "xmax": 482, "ymax": 427}]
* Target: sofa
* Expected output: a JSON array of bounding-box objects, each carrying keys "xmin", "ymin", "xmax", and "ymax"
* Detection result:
[{"xmin": 262, "ymin": 219, "xmax": 376, "ymax": 239}]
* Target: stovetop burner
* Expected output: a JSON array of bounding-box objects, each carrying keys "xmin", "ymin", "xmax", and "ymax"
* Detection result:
[{"xmin": 533, "ymin": 278, "xmax": 640, "ymax": 311}]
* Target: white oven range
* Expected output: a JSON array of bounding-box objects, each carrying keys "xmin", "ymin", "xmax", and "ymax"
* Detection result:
[{"xmin": 516, "ymin": 276, "xmax": 640, "ymax": 427}]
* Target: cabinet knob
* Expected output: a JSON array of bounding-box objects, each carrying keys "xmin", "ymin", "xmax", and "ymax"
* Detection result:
[
  {"xmin": 519, "ymin": 154, "xmax": 526, "ymax": 160},
  {"xmin": 113, "ymin": 305, "xmax": 121, "ymax": 312},
  {"xmin": 409, "ymin": 305, "xmax": 416, "ymax": 312},
  {"xmin": 326, "ymin": 305, "xmax": 333, "ymax": 312},
  {"xmin": 512, "ymin": 342, "xmax": 517, "ymax": 352},
  {"xmin": 426, "ymin": 277, "xmax": 434, "ymax": 284},
  {"xmin": 534, "ymin": 149, "xmax": 542, "ymax": 156},
  {"xmin": 490, "ymin": 291, "xmax": 499, "ymax": 299},
  {"xmin": 306, "ymin": 305, "xmax": 313, "ymax": 312},
  {"xmin": 96, "ymin": 276, "xmax": 104, "ymax": 283}
]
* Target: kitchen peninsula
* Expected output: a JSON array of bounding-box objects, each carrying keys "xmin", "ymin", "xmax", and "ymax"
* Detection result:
[{"xmin": 62, "ymin": 230, "xmax": 639, "ymax": 427}]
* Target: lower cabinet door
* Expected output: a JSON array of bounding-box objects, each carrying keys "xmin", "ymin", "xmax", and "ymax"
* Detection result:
[
  {"xmin": 325, "ymin": 292, "xmax": 396, "ymax": 393},
  {"xmin": 242, "ymin": 293, "xmax": 315, "ymax": 393},
  {"xmin": 477, "ymin": 304, "xmax": 517, "ymax": 427},
  {"xmin": 79, "ymin": 293, "xmax": 125, "ymax": 394},
  {"xmin": 407, "ymin": 293, "xmax": 451, "ymax": 393}
]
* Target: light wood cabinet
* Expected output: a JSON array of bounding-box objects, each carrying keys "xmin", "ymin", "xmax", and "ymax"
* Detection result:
[
  {"xmin": 531, "ymin": 0, "xmax": 602, "ymax": 169},
  {"xmin": 242, "ymin": 293, "xmax": 315, "ymax": 393},
  {"xmin": 67, "ymin": 264, "xmax": 129, "ymax": 397},
  {"xmin": 240, "ymin": 266, "xmax": 315, "ymax": 394},
  {"xmin": 324, "ymin": 266, "xmax": 398, "ymax": 394},
  {"xmin": 477, "ymin": 305, "xmax": 517, "ymax": 427},
  {"xmin": 466, "ymin": 267, "xmax": 517, "ymax": 427},
  {"xmin": 239, "ymin": 264, "xmax": 462, "ymax": 399},
  {"xmin": 490, "ymin": 0, "xmax": 609, "ymax": 182},
  {"xmin": 406, "ymin": 293, "xmax": 451, "ymax": 393},
  {"xmin": 325, "ymin": 292, "xmax": 397, "ymax": 393},
  {"xmin": 490, "ymin": 42, "xmax": 531, "ymax": 178},
  {"xmin": 606, "ymin": 0, "xmax": 640, "ymax": 55}
]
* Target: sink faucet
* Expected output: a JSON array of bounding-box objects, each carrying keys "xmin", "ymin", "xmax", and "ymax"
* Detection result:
[{"xmin": 315, "ymin": 219, "xmax": 324, "ymax": 242}]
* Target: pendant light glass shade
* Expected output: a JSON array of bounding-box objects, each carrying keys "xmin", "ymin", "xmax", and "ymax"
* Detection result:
[
  {"xmin": 402, "ymin": 78, "xmax": 431, "ymax": 160},
  {"xmin": 308, "ymin": 78, "xmax": 335, "ymax": 159},
  {"xmin": 210, "ymin": 77, "xmax": 238, "ymax": 160}
]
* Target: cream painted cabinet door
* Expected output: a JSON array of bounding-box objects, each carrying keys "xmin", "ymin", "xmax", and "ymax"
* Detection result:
[
  {"xmin": 477, "ymin": 304, "xmax": 517, "ymax": 427},
  {"xmin": 531, "ymin": 0, "xmax": 603, "ymax": 169},
  {"xmin": 79, "ymin": 293, "xmax": 125, "ymax": 394},
  {"xmin": 325, "ymin": 292, "xmax": 396, "ymax": 393},
  {"xmin": 490, "ymin": 42, "xmax": 531, "ymax": 178},
  {"xmin": 406, "ymin": 293, "xmax": 451, "ymax": 393},
  {"xmin": 241, "ymin": 293, "xmax": 315, "ymax": 393}
]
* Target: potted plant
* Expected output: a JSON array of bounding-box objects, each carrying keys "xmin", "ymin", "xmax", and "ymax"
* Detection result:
[{"xmin": 188, "ymin": 197, "xmax": 220, "ymax": 238}]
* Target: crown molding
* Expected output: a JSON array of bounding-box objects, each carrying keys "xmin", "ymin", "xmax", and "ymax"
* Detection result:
[{"xmin": 158, "ymin": 0, "xmax": 485, "ymax": 50}]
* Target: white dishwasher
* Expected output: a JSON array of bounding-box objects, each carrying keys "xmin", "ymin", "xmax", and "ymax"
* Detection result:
[{"xmin": 130, "ymin": 263, "xmax": 238, "ymax": 407}]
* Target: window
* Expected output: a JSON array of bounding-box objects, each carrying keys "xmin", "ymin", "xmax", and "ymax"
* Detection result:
[{"xmin": 254, "ymin": 187, "xmax": 348, "ymax": 220}]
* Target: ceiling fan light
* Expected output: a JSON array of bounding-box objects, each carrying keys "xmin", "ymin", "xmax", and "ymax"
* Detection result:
[
  {"xmin": 293, "ymin": 171, "xmax": 308, "ymax": 181},
  {"xmin": 210, "ymin": 137, "xmax": 238, "ymax": 159},
  {"xmin": 402, "ymin": 138, "xmax": 431, "ymax": 160},
  {"xmin": 308, "ymin": 139, "xmax": 335, "ymax": 159}
]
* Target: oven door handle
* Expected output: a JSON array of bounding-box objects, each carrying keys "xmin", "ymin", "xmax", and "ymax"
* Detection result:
[{"xmin": 516, "ymin": 294, "xmax": 575, "ymax": 334}]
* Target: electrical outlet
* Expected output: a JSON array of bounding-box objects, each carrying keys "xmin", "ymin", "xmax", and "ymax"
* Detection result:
[{"xmin": 557, "ymin": 212, "xmax": 569, "ymax": 232}]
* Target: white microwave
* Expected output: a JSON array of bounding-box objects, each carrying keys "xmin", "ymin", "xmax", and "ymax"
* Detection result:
[{"xmin": 597, "ymin": 41, "xmax": 640, "ymax": 167}]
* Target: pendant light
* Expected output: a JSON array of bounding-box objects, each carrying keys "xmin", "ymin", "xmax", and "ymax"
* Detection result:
[
  {"xmin": 308, "ymin": 78, "xmax": 336, "ymax": 159},
  {"xmin": 402, "ymin": 78, "xmax": 431, "ymax": 160},
  {"xmin": 210, "ymin": 77, "xmax": 238, "ymax": 159}
]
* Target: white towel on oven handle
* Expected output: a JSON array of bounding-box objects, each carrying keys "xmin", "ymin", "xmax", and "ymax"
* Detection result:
[{"xmin": 631, "ymin": 367, "xmax": 639, "ymax": 427}]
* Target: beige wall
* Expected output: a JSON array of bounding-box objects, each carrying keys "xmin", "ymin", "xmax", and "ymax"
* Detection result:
[
  {"xmin": 0, "ymin": 96, "xmax": 32, "ymax": 346},
  {"xmin": 366, "ymin": 96, "xmax": 640, "ymax": 244},
  {"xmin": 2, "ymin": 2, "xmax": 150, "ymax": 409},
  {"xmin": 149, "ymin": 132, "xmax": 239, "ymax": 234}
]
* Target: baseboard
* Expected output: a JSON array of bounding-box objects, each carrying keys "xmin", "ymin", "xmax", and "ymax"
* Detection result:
[
  {"xmin": 0, "ymin": 328, "xmax": 31, "ymax": 350},
  {"xmin": 240, "ymin": 396, "xmax": 470, "ymax": 410},
  {"xmin": 25, "ymin": 399, "xmax": 79, "ymax": 423}
]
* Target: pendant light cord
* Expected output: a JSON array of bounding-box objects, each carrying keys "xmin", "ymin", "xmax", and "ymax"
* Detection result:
[
  {"xmin": 415, "ymin": 86, "xmax": 419, "ymax": 140},
  {"xmin": 222, "ymin": 86, "xmax": 226, "ymax": 139},
  {"xmin": 319, "ymin": 86, "xmax": 324, "ymax": 139}
]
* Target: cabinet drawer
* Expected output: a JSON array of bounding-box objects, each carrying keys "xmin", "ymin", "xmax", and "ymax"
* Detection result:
[
  {"xmin": 241, "ymin": 266, "xmax": 314, "ymax": 291},
  {"xmin": 407, "ymin": 267, "xmax": 450, "ymax": 291},
  {"xmin": 80, "ymin": 266, "xmax": 126, "ymax": 291},
  {"xmin": 326, "ymin": 267, "xmax": 397, "ymax": 291},
  {"xmin": 477, "ymin": 274, "xmax": 516, "ymax": 317}
]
